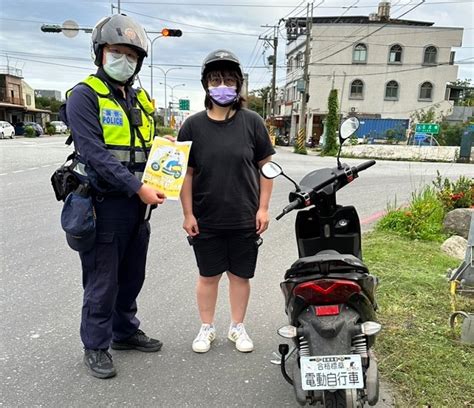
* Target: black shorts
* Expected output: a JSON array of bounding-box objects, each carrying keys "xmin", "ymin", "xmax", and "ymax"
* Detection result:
[{"xmin": 189, "ymin": 229, "xmax": 262, "ymax": 279}]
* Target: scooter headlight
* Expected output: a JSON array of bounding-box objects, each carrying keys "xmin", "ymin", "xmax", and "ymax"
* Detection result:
[
  {"xmin": 277, "ymin": 325, "xmax": 298, "ymax": 339},
  {"xmin": 360, "ymin": 321, "xmax": 382, "ymax": 335}
]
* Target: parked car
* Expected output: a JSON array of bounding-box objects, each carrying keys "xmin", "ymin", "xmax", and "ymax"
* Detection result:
[
  {"xmin": 14, "ymin": 121, "xmax": 44, "ymax": 136},
  {"xmin": 50, "ymin": 121, "xmax": 68, "ymax": 134},
  {"xmin": 0, "ymin": 121, "xmax": 15, "ymax": 139}
]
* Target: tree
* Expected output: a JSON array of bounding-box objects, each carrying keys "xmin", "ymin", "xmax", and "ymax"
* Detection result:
[
  {"xmin": 448, "ymin": 79, "xmax": 473, "ymax": 106},
  {"xmin": 409, "ymin": 106, "xmax": 440, "ymax": 132},
  {"xmin": 247, "ymin": 86, "xmax": 270, "ymax": 118},
  {"xmin": 438, "ymin": 121, "xmax": 464, "ymax": 146},
  {"xmin": 323, "ymin": 89, "xmax": 339, "ymax": 155},
  {"xmin": 35, "ymin": 96, "xmax": 62, "ymax": 113}
]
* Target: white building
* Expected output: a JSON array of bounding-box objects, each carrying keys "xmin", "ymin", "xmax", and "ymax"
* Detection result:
[{"xmin": 283, "ymin": 2, "xmax": 463, "ymax": 143}]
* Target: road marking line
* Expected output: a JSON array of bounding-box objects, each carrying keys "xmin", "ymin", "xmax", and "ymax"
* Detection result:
[
  {"xmin": 0, "ymin": 173, "xmax": 7, "ymax": 176},
  {"xmin": 41, "ymin": 165, "xmax": 52, "ymax": 168},
  {"xmin": 12, "ymin": 170, "xmax": 25, "ymax": 173}
]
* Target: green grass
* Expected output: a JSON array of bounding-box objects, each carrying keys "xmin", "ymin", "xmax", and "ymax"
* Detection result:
[
  {"xmin": 376, "ymin": 187, "xmax": 447, "ymax": 242},
  {"xmin": 363, "ymin": 231, "xmax": 474, "ymax": 407}
]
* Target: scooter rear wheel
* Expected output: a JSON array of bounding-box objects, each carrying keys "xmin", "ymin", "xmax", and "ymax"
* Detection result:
[{"xmin": 323, "ymin": 389, "xmax": 359, "ymax": 407}]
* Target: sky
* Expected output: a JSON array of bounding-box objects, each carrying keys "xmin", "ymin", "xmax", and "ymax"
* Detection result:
[{"xmin": 1, "ymin": 0, "xmax": 473, "ymax": 114}]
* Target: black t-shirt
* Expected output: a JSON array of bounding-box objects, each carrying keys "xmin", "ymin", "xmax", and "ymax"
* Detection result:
[{"xmin": 178, "ymin": 108, "xmax": 275, "ymax": 229}]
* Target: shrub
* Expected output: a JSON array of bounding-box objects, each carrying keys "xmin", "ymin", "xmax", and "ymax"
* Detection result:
[
  {"xmin": 432, "ymin": 171, "xmax": 474, "ymax": 211},
  {"xmin": 45, "ymin": 122, "xmax": 55, "ymax": 135},
  {"xmin": 24, "ymin": 125, "xmax": 36, "ymax": 137},
  {"xmin": 377, "ymin": 187, "xmax": 446, "ymax": 241},
  {"xmin": 438, "ymin": 122, "xmax": 464, "ymax": 146}
]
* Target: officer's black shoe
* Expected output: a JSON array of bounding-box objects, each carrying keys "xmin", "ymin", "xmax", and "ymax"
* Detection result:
[
  {"xmin": 111, "ymin": 329, "xmax": 163, "ymax": 352},
  {"xmin": 83, "ymin": 349, "xmax": 117, "ymax": 379}
]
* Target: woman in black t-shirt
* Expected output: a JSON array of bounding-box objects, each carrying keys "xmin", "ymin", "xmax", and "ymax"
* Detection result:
[{"xmin": 178, "ymin": 49, "xmax": 275, "ymax": 354}]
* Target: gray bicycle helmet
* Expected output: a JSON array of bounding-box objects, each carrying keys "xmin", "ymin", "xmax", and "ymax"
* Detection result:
[
  {"xmin": 91, "ymin": 14, "xmax": 148, "ymax": 74},
  {"xmin": 201, "ymin": 49, "xmax": 244, "ymax": 88}
]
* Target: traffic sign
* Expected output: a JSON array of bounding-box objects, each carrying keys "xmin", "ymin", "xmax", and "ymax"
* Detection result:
[
  {"xmin": 179, "ymin": 99, "xmax": 190, "ymax": 111},
  {"xmin": 415, "ymin": 123, "xmax": 439, "ymax": 134},
  {"xmin": 414, "ymin": 132, "xmax": 427, "ymax": 141}
]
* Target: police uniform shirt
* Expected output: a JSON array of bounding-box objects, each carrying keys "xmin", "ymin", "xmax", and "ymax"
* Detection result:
[{"xmin": 66, "ymin": 69, "xmax": 143, "ymax": 196}]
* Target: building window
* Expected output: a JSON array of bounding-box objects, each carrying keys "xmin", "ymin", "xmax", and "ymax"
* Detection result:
[
  {"xmin": 26, "ymin": 94, "xmax": 31, "ymax": 105},
  {"xmin": 449, "ymin": 51, "xmax": 455, "ymax": 65},
  {"xmin": 287, "ymin": 57, "xmax": 293, "ymax": 73},
  {"xmin": 353, "ymin": 43, "xmax": 367, "ymax": 63},
  {"xmin": 385, "ymin": 80, "xmax": 399, "ymax": 100},
  {"xmin": 423, "ymin": 46, "xmax": 437, "ymax": 65},
  {"xmin": 419, "ymin": 82, "xmax": 433, "ymax": 101},
  {"xmin": 296, "ymin": 52, "xmax": 304, "ymax": 68},
  {"xmin": 349, "ymin": 79, "xmax": 364, "ymax": 99},
  {"xmin": 388, "ymin": 44, "xmax": 403, "ymax": 63}
]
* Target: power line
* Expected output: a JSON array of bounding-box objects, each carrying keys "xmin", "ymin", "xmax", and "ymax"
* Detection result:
[
  {"xmin": 0, "ymin": 53, "xmax": 274, "ymax": 70},
  {"xmin": 306, "ymin": 59, "xmax": 474, "ymax": 80},
  {"xmin": 310, "ymin": 1, "xmax": 418, "ymax": 59},
  {"xmin": 71, "ymin": 0, "xmax": 474, "ymax": 7},
  {"xmin": 0, "ymin": 17, "xmax": 268, "ymax": 37},
  {"xmin": 260, "ymin": 0, "xmax": 307, "ymax": 38},
  {"xmin": 244, "ymin": 39, "xmax": 263, "ymax": 70},
  {"xmin": 312, "ymin": 0, "xmax": 429, "ymax": 64},
  {"xmin": 120, "ymin": 7, "xmax": 260, "ymax": 37}
]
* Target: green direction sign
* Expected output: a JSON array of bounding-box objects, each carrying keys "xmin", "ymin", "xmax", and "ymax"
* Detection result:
[
  {"xmin": 179, "ymin": 99, "xmax": 190, "ymax": 111},
  {"xmin": 415, "ymin": 123, "xmax": 439, "ymax": 134}
]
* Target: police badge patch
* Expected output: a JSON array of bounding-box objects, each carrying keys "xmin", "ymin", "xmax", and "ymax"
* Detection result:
[{"xmin": 102, "ymin": 109, "xmax": 124, "ymax": 126}]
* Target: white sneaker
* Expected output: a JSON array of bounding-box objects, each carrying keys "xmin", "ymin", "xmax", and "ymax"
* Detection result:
[
  {"xmin": 192, "ymin": 324, "xmax": 216, "ymax": 353},
  {"xmin": 228, "ymin": 323, "xmax": 254, "ymax": 353}
]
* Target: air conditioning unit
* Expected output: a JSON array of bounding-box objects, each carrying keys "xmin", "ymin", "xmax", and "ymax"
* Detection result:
[{"xmin": 350, "ymin": 107, "xmax": 358, "ymax": 113}]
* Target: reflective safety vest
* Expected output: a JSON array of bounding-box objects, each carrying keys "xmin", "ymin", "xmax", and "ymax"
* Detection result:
[{"xmin": 67, "ymin": 75, "xmax": 155, "ymax": 181}]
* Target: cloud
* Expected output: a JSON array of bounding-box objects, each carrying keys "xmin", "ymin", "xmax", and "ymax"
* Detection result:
[{"xmin": 1, "ymin": 0, "xmax": 472, "ymax": 113}]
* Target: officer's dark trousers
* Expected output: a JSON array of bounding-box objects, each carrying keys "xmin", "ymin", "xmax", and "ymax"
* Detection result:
[{"xmin": 79, "ymin": 194, "xmax": 150, "ymax": 350}]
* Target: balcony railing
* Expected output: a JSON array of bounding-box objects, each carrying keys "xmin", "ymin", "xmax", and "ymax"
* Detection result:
[
  {"xmin": 0, "ymin": 94, "xmax": 25, "ymax": 106},
  {"xmin": 0, "ymin": 88, "xmax": 25, "ymax": 106}
]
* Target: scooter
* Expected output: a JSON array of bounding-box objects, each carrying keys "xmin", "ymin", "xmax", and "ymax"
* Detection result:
[{"xmin": 261, "ymin": 117, "xmax": 380, "ymax": 407}]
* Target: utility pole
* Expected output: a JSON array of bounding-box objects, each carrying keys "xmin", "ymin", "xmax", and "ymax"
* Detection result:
[
  {"xmin": 295, "ymin": 2, "xmax": 313, "ymax": 154},
  {"xmin": 259, "ymin": 24, "xmax": 280, "ymax": 118}
]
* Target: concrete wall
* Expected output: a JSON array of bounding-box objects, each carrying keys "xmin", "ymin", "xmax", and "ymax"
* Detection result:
[
  {"xmin": 21, "ymin": 81, "xmax": 36, "ymax": 110},
  {"xmin": 341, "ymin": 144, "xmax": 473, "ymax": 162}
]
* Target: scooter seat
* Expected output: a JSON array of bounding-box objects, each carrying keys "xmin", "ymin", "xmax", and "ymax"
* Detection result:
[{"xmin": 285, "ymin": 251, "xmax": 368, "ymax": 278}]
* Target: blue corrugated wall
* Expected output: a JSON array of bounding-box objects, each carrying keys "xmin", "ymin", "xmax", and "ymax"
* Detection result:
[{"xmin": 354, "ymin": 118, "xmax": 409, "ymax": 141}]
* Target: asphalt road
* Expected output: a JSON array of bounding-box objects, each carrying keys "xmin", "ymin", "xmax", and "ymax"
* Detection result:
[{"xmin": 0, "ymin": 136, "xmax": 472, "ymax": 408}]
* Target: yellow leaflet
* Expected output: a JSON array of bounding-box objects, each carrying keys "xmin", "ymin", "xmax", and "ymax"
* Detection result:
[{"xmin": 142, "ymin": 136, "xmax": 192, "ymax": 200}]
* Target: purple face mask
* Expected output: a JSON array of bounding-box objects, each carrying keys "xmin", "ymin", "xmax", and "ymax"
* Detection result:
[{"xmin": 208, "ymin": 86, "xmax": 238, "ymax": 107}]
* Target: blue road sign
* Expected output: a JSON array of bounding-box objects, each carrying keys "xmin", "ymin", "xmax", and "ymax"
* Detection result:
[{"xmin": 414, "ymin": 132, "xmax": 427, "ymax": 141}]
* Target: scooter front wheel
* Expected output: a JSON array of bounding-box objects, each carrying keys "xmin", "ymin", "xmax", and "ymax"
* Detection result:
[{"xmin": 323, "ymin": 389, "xmax": 359, "ymax": 408}]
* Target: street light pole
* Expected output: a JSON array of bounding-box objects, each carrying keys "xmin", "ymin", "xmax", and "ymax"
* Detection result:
[
  {"xmin": 148, "ymin": 35, "xmax": 163, "ymax": 101},
  {"xmin": 159, "ymin": 82, "xmax": 185, "ymax": 125},
  {"xmin": 154, "ymin": 67, "xmax": 182, "ymax": 126}
]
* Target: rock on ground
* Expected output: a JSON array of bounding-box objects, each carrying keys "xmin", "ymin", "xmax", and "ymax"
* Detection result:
[{"xmin": 441, "ymin": 235, "xmax": 468, "ymax": 260}]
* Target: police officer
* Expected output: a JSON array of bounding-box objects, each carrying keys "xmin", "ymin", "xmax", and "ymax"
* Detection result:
[{"xmin": 64, "ymin": 14, "xmax": 165, "ymax": 379}]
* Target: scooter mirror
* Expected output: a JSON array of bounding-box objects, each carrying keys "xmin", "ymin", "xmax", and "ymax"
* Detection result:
[
  {"xmin": 339, "ymin": 117, "xmax": 360, "ymax": 142},
  {"xmin": 261, "ymin": 161, "xmax": 283, "ymax": 179}
]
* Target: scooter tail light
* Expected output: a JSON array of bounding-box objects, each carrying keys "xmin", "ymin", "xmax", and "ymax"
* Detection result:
[
  {"xmin": 293, "ymin": 279, "xmax": 361, "ymax": 305},
  {"xmin": 277, "ymin": 325, "xmax": 298, "ymax": 338},
  {"xmin": 360, "ymin": 321, "xmax": 382, "ymax": 335},
  {"xmin": 315, "ymin": 305, "xmax": 340, "ymax": 316}
]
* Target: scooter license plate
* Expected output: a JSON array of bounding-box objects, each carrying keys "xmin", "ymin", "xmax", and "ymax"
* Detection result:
[{"xmin": 300, "ymin": 354, "xmax": 364, "ymax": 391}]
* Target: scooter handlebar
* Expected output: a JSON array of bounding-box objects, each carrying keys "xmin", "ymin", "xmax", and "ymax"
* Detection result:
[
  {"xmin": 355, "ymin": 160, "xmax": 376, "ymax": 173},
  {"xmin": 276, "ymin": 198, "xmax": 302, "ymax": 220}
]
